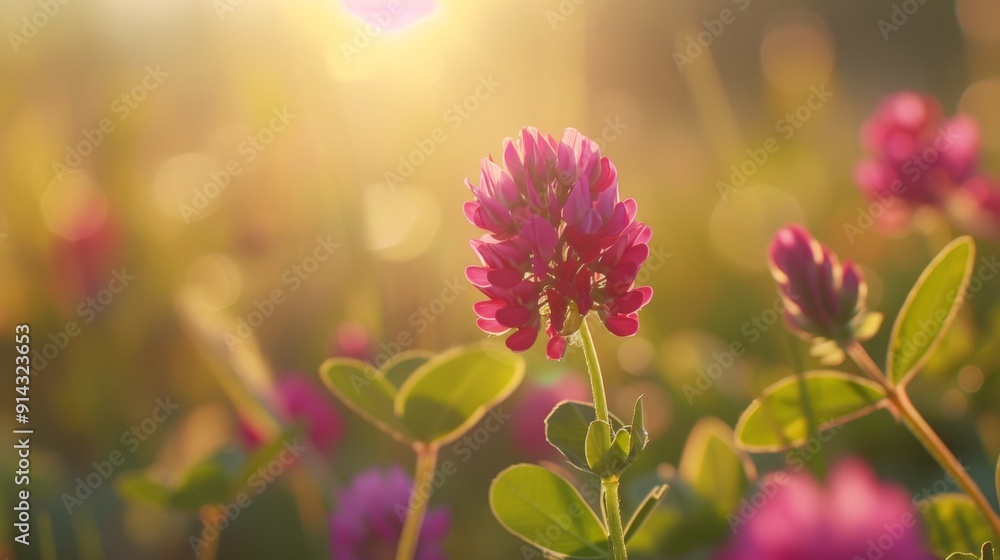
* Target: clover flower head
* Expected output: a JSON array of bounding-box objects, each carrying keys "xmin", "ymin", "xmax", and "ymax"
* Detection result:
[{"xmin": 464, "ymin": 127, "xmax": 653, "ymax": 360}]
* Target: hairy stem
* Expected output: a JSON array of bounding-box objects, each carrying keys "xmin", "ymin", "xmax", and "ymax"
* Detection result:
[
  {"xmin": 580, "ymin": 318, "xmax": 628, "ymax": 560},
  {"xmin": 846, "ymin": 341, "xmax": 1000, "ymax": 536}
]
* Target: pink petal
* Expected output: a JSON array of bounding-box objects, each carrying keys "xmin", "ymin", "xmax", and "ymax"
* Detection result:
[
  {"xmin": 495, "ymin": 305, "xmax": 533, "ymax": 328},
  {"xmin": 476, "ymin": 318, "xmax": 508, "ymax": 334},
  {"xmin": 609, "ymin": 286, "xmax": 653, "ymax": 315},
  {"xmin": 473, "ymin": 299, "xmax": 505, "ymax": 319},
  {"xmin": 465, "ymin": 266, "xmax": 490, "ymax": 287},
  {"xmin": 505, "ymin": 327, "xmax": 539, "ymax": 352},
  {"xmin": 487, "ymin": 268, "xmax": 523, "ymax": 289},
  {"xmin": 546, "ymin": 332, "xmax": 567, "ymax": 360},
  {"xmin": 605, "ymin": 314, "xmax": 640, "ymax": 337}
]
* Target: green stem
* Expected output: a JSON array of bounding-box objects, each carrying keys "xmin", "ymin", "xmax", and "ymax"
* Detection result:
[
  {"xmin": 396, "ymin": 445, "xmax": 439, "ymax": 560},
  {"xmin": 579, "ymin": 318, "xmax": 610, "ymax": 424},
  {"xmin": 846, "ymin": 342, "xmax": 1000, "ymax": 537},
  {"xmin": 579, "ymin": 318, "xmax": 628, "ymax": 560},
  {"xmin": 602, "ymin": 479, "xmax": 629, "ymax": 560}
]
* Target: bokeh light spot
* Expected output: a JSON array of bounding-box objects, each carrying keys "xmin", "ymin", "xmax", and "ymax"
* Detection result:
[
  {"xmin": 184, "ymin": 253, "xmax": 244, "ymax": 310},
  {"xmin": 710, "ymin": 184, "xmax": 806, "ymax": 271},
  {"xmin": 617, "ymin": 337, "xmax": 654, "ymax": 375},
  {"xmin": 363, "ymin": 183, "xmax": 441, "ymax": 262},
  {"xmin": 760, "ymin": 12, "xmax": 835, "ymax": 94},
  {"xmin": 957, "ymin": 365, "xmax": 984, "ymax": 393},
  {"xmin": 152, "ymin": 152, "xmax": 223, "ymax": 222},
  {"xmin": 341, "ymin": 0, "xmax": 439, "ymax": 33}
]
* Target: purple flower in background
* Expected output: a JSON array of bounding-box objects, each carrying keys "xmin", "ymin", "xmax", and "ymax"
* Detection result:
[
  {"xmin": 242, "ymin": 374, "xmax": 344, "ymax": 455},
  {"xmin": 511, "ymin": 374, "xmax": 591, "ymax": 459},
  {"xmin": 341, "ymin": 0, "xmax": 438, "ymax": 33},
  {"xmin": 464, "ymin": 127, "xmax": 653, "ymax": 360},
  {"xmin": 718, "ymin": 459, "xmax": 934, "ymax": 560},
  {"xmin": 331, "ymin": 466, "xmax": 451, "ymax": 560},
  {"xmin": 769, "ymin": 225, "xmax": 881, "ymax": 362},
  {"xmin": 855, "ymin": 91, "xmax": 1000, "ymax": 236}
]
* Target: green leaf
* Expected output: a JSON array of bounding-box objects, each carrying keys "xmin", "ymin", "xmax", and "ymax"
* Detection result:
[
  {"xmin": 382, "ymin": 350, "xmax": 433, "ymax": 388},
  {"xmin": 586, "ymin": 420, "xmax": 614, "ymax": 476},
  {"xmin": 396, "ymin": 346, "xmax": 524, "ymax": 445},
  {"xmin": 168, "ymin": 459, "xmax": 236, "ymax": 510},
  {"xmin": 319, "ymin": 357, "xmax": 412, "ymax": 443},
  {"xmin": 887, "ymin": 236, "xmax": 976, "ymax": 385},
  {"xmin": 234, "ymin": 426, "xmax": 303, "ymax": 488},
  {"xmin": 923, "ymin": 494, "xmax": 995, "ymax": 558},
  {"xmin": 735, "ymin": 371, "xmax": 886, "ymax": 452},
  {"xmin": 947, "ymin": 542, "xmax": 995, "ymax": 560},
  {"xmin": 489, "ymin": 464, "xmax": 609, "ymax": 558},
  {"xmin": 679, "ymin": 417, "xmax": 756, "ymax": 515},
  {"xmin": 624, "ymin": 484, "xmax": 669, "ymax": 543},
  {"xmin": 545, "ymin": 401, "xmax": 624, "ymax": 473}
]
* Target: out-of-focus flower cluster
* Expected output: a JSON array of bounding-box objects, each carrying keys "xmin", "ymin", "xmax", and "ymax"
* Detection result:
[
  {"xmin": 718, "ymin": 459, "xmax": 934, "ymax": 560},
  {"xmin": 330, "ymin": 466, "xmax": 451, "ymax": 560},
  {"xmin": 241, "ymin": 373, "xmax": 344, "ymax": 455},
  {"xmin": 855, "ymin": 91, "xmax": 1000, "ymax": 236}
]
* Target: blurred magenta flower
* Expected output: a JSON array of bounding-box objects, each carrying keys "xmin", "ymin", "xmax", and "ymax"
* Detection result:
[
  {"xmin": 51, "ymin": 207, "xmax": 123, "ymax": 303},
  {"xmin": 718, "ymin": 459, "xmax": 934, "ymax": 560},
  {"xmin": 242, "ymin": 374, "xmax": 343, "ymax": 455},
  {"xmin": 511, "ymin": 374, "xmax": 590, "ymax": 458},
  {"xmin": 464, "ymin": 127, "xmax": 653, "ymax": 360},
  {"xmin": 331, "ymin": 321, "xmax": 372, "ymax": 361},
  {"xmin": 855, "ymin": 91, "xmax": 1000, "ymax": 235},
  {"xmin": 330, "ymin": 466, "xmax": 451, "ymax": 560},
  {"xmin": 341, "ymin": 0, "xmax": 438, "ymax": 33},
  {"xmin": 769, "ymin": 225, "xmax": 881, "ymax": 363}
]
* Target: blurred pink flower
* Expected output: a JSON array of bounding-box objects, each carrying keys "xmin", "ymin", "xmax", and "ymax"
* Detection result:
[
  {"xmin": 464, "ymin": 127, "xmax": 653, "ymax": 360},
  {"xmin": 769, "ymin": 225, "xmax": 880, "ymax": 352},
  {"xmin": 341, "ymin": 0, "xmax": 438, "ymax": 33},
  {"xmin": 331, "ymin": 322, "xmax": 372, "ymax": 360},
  {"xmin": 51, "ymin": 208, "xmax": 123, "ymax": 302},
  {"xmin": 242, "ymin": 373, "xmax": 343, "ymax": 455},
  {"xmin": 510, "ymin": 374, "xmax": 591, "ymax": 459},
  {"xmin": 855, "ymin": 91, "xmax": 1000, "ymax": 235},
  {"xmin": 718, "ymin": 459, "xmax": 934, "ymax": 560},
  {"xmin": 330, "ymin": 466, "xmax": 450, "ymax": 560}
]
